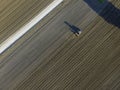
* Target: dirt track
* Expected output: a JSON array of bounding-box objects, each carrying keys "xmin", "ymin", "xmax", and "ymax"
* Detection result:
[{"xmin": 0, "ymin": 0, "xmax": 53, "ymax": 43}]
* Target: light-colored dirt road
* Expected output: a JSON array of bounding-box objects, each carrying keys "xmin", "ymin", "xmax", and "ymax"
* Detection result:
[{"xmin": 0, "ymin": 0, "xmax": 53, "ymax": 43}]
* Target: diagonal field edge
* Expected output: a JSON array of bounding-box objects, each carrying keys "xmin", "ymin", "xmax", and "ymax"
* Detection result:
[{"xmin": 0, "ymin": 0, "xmax": 63, "ymax": 54}]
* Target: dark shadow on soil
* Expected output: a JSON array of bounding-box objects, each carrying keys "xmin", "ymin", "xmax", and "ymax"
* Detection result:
[{"xmin": 84, "ymin": 0, "xmax": 120, "ymax": 28}]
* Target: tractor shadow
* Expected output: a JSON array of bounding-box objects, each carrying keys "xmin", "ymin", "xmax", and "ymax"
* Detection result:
[{"xmin": 64, "ymin": 21, "xmax": 81, "ymax": 35}]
